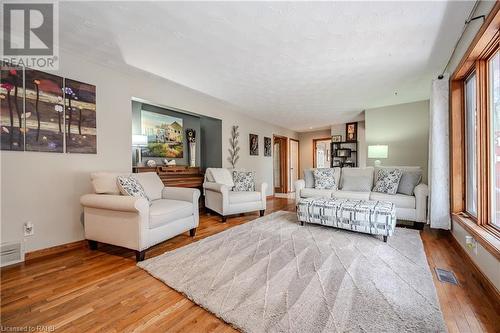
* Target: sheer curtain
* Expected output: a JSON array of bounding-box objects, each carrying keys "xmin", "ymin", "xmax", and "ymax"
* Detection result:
[{"xmin": 428, "ymin": 75, "xmax": 451, "ymax": 229}]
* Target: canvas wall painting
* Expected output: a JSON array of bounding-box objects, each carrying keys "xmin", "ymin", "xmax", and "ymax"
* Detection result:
[
  {"xmin": 141, "ymin": 110, "xmax": 183, "ymax": 158},
  {"xmin": 249, "ymin": 134, "xmax": 258, "ymax": 156},
  {"xmin": 264, "ymin": 137, "xmax": 271, "ymax": 156},
  {"xmin": 65, "ymin": 78, "xmax": 97, "ymax": 154},
  {"xmin": 0, "ymin": 64, "xmax": 24, "ymax": 151},
  {"xmin": 25, "ymin": 69, "xmax": 64, "ymax": 152}
]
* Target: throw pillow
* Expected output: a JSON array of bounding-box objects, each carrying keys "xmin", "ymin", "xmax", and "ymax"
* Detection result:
[
  {"xmin": 117, "ymin": 176, "xmax": 150, "ymax": 201},
  {"xmin": 303, "ymin": 169, "xmax": 315, "ymax": 188},
  {"xmin": 313, "ymin": 168, "xmax": 337, "ymax": 190},
  {"xmin": 373, "ymin": 169, "xmax": 403, "ymax": 195},
  {"xmin": 397, "ymin": 171, "xmax": 422, "ymax": 196},
  {"xmin": 232, "ymin": 171, "xmax": 255, "ymax": 191},
  {"xmin": 341, "ymin": 175, "xmax": 373, "ymax": 192}
]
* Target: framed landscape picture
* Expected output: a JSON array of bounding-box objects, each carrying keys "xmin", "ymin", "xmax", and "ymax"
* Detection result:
[
  {"xmin": 0, "ymin": 64, "xmax": 24, "ymax": 151},
  {"xmin": 65, "ymin": 78, "xmax": 97, "ymax": 154},
  {"xmin": 249, "ymin": 134, "xmax": 258, "ymax": 156},
  {"xmin": 25, "ymin": 69, "xmax": 64, "ymax": 153},
  {"xmin": 141, "ymin": 110, "xmax": 183, "ymax": 158}
]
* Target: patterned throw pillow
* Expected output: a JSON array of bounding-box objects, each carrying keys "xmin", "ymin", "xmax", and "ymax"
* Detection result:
[
  {"xmin": 117, "ymin": 176, "xmax": 150, "ymax": 201},
  {"xmin": 313, "ymin": 168, "xmax": 337, "ymax": 190},
  {"xmin": 232, "ymin": 171, "xmax": 255, "ymax": 191},
  {"xmin": 373, "ymin": 169, "xmax": 403, "ymax": 195}
]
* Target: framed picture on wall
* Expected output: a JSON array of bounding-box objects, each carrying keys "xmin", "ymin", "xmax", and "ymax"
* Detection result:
[
  {"xmin": 249, "ymin": 133, "xmax": 258, "ymax": 155},
  {"xmin": 332, "ymin": 135, "xmax": 342, "ymax": 143},
  {"xmin": 345, "ymin": 122, "xmax": 357, "ymax": 142},
  {"xmin": 264, "ymin": 137, "xmax": 271, "ymax": 156}
]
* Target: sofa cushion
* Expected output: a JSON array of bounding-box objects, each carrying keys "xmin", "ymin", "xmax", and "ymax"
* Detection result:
[
  {"xmin": 229, "ymin": 191, "xmax": 261, "ymax": 204},
  {"xmin": 301, "ymin": 188, "xmax": 334, "ymax": 198},
  {"xmin": 398, "ymin": 171, "xmax": 422, "ymax": 195},
  {"xmin": 117, "ymin": 176, "xmax": 150, "ymax": 202},
  {"xmin": 313, "ymin": 168, "xmax": 338, "ymax": 190},
  {"xmin": 206, "ymin": 168, "xmax": 234, "ymax": 187},
  {"xmin": 332, "ymin": 191, "xmax": 370, "ymax": 200},
  {"xmin": 373, "ymin": 168, "xmax": 403, "ymax": 195},
  {"xmin": 370, "ymin": 192, "xmax": 416, "ymax": 209},
  {"xmin": 303, "ymin": 169, "xmax": 315, "ymax": 188},
  {"xmin": 132, "ymin": 172, "xmax": 164, "ymax": 201},
  {"xmin": 340, "ymin": 167, "xmax": 374, "ymax": 190},
  {"xmin": 341, "ymin": 175, "xmax": 372, "ymax": 192},
  {"xmin": 149, "ymin": 199, "xmax": 193, "ymax": 229},
  {"xmin": 91, "ymin": 172, "xmax": 130, "ymax": 194},
  {"xmin": 232, "ymin": 171, "xmax": 255, "ymax": 191}
]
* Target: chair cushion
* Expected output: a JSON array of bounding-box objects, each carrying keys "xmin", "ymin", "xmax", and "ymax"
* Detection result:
[
  {"xmin": 132, "ymin": 172, "xmax": 164, "ymax": 201},
  {"xmin": 301, "ymin": 188, "xmax": 334, "ymax": 198},
  {"xmin": 313, "ymin": 168, "xmax": 339, "ymax": 190},
  {"xmin": 341, "ymin": 167, "xmax": 374, "ymax": 190},
  {"xmin": 370, "ymin": 192, "xmax": 416, "ymax": 209},
  {"xmin": 373, "ymin": 168, "xmax": 403, "ymax": 195},
  {"xmin": 341, "ymin": 175, "xmax": 373, "ymax": 192},
  {"xmin": 232, "ymin": 171, "xmax": 255, "ymax": 191},
  {"xmin": 332, "ymin": 190, "xmax": 371, "ymax": 200},
  {"xmin": 149, "ymin": 199, "xmax": 193, "ymax": 229},
  {"xmin": 91, "ymin": 172, "xmax": 130, "ymax": 194},
  {"xmin": 303, "ymin": 169, "xmax": 315, "ymax": 188},
  {"xmin": 206, "ymin": 168, "xmax": 234, "ymax": 187},
  {"xmin": 117, "ymin": 176, "xmax": 149, "ymax": 202},
  {"xmin": 397, "ymin": 171, "xmax": 422, "ymax": 195},
  {"xmin": 228, "ymin": 191, "xmax": 261, "ymax": 204}
]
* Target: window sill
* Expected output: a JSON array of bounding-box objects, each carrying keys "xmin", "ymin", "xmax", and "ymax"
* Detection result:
[{"xmin": 452, "ymin": 214, "xmax": 500, "ymax": 260}]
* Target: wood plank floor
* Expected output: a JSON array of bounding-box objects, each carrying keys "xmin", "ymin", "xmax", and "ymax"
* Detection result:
[{"xmin": 1, "ymin": 198, "xmax": 499, "ymax": 332}]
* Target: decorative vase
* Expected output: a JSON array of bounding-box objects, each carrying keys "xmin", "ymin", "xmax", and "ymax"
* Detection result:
[{"xmin": 189, "ymin": 142, "xmax": 196, "ymax": 167}]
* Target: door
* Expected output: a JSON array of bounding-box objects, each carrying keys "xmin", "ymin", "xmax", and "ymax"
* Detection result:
[
  {"xmin": 313, "ymin": 138, "xmax": 332, "ymax": 168},
  {"xmin": 273, "ymin": 135, "xmax": 288, "ymax": 193},
  {"xmin": 289, "ymin": 139, "xmax": 299, "ymax": 192}
]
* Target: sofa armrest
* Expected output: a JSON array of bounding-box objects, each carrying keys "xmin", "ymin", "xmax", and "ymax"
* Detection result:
[
  {"xmin": 295, "ymin": 179, "xmax": 306, "ymax": 205},
  {"xmin": 80, "ymin": 194, "xmax": 149, "ymax": 213},
  {"xmin": 162, "ymin": 187, "xmax": 200, "ymax": 204},
  {"xmin": 414, "ymin": 183, "xmax": 429, "ymax": 223},
  {"xmin": 203, "ymin": 182, "xmax": 230, "ymax": 194}
]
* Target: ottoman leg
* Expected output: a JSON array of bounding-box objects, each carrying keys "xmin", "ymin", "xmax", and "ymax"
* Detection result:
[
  {"xmin": 383, "ymin": 236, "xmax": 388, "ymax": 242},
  {"xmin": 300, "ymin": 221, "xmax": 304, "ymax": 226}
]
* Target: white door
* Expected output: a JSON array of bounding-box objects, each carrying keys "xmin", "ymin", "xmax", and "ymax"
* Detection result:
[{"xmin": 289, "ymin": 140, "xmax": 299, "ymax": 192}]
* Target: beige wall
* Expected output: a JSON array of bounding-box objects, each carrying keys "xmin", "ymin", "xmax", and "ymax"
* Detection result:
[
  {"xmin": 298, "ymin": 129, "xmax": 331, "ymax": 176},
  {"xmin": 0, "ymin": 50, "xmax": 297, "ymax": 254},
  {"xmin": 365, "ymin": 100, "xmax": 429, "ymax": 182}
]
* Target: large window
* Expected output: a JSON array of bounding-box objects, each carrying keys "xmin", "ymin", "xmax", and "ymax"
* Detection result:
[
  {"xmin": 465, "ymin": 73, "xmax": 478, "ymax": 217},
  {"xmin": 490, "ymin": 51, "xmax": 500, "ymax": 229}
]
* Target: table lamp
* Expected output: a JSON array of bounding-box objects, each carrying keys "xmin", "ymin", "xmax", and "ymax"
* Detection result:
[
  {"xmin": 368, "ymin": 145, "xmax": 388, "ymax": 166},
  {"xmin": 132, "ymin": 134, "xmax": 148, "ymax": 166}
]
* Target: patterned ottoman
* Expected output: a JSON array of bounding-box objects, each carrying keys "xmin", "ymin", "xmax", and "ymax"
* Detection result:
[{"xmin": 296, "ymin": 197, "xmax": 396, "ymax": 242}]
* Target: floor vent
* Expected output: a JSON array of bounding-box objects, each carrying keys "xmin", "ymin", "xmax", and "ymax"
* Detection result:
[
  {"xmin": 435, "ymin": 268, "xmax": 459, "ymax": 285},
  {"xmin": 1, "ymin": 242, "xmax": 22, "ymax": 267}
]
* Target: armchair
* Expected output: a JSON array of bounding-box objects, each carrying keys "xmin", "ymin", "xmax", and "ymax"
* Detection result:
[
  {"xmin": 203, "ymin": 168, "xmax": 268, "ymax": 222},
  {"xmin": 80, "ymin": 172, "xmax": 200, "ymax": 261}
]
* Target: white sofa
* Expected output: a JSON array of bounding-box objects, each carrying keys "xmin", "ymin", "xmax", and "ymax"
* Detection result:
[
  {"xmin": 295, "ymin": 166, "xmax": 428, "ymax": 227},
  {"xmin": 80, "ymin": 172, "xmax": 200, "ymax": 261},
  {"xmin": 203, "ymin": 168, "xmax": 267, "ymax": 222}
]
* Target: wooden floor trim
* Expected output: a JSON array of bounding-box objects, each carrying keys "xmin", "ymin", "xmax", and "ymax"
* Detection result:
[
  {"xmin": 24, "ymin": 240, "xmax": 86, "ymax": 262},
  {"xmin": 449, "ymin": 231, "xmax": 500, "ymax": 307}
]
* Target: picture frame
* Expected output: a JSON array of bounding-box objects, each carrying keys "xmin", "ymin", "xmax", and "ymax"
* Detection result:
[
  {"xmin": 249, "ymin": 133, "xmax": 259, "ymax": 155},
  {"xmin": 264, "ymin": 136, "xmax": 271, "ymax": 156},
  {"xmin": 332, "ymin": 135, "xmax": 342, "ymax": 143},
  {"xmin": 346, "ymin": 122, "xmax": 358, "ymax": 142}
]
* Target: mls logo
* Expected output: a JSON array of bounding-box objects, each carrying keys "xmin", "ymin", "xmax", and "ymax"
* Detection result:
[{"xmin": 2, "ymin": 2, "xmax": 59, "ymax": 69}]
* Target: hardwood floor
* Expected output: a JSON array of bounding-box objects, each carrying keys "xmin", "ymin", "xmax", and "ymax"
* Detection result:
[{"xmin": 1, "ymin": 198, "xmax": 499, "ymax": 332}]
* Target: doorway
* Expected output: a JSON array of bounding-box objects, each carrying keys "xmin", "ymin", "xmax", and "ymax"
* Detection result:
[
  {"xmin": 289, "ymin": 139, "xmax": 299, "ymax": 192},
  {"xmin": 273, "ymin": 135, "xmax": 288, "ymax": 193},
  {"xmin": 313, "ymin": 138, "xmax": 332, "ymax": 168}
]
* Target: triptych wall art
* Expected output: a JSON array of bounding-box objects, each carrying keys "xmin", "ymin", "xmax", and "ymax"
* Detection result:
[{"xmin": 0, "ymin": 63, "xmax": 97, "ymax": 154}]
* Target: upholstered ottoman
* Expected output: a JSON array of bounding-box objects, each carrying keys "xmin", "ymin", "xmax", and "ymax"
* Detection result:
[{"xmin": 296, "ymin": 197, "xmax": 396, "ymax": 242}]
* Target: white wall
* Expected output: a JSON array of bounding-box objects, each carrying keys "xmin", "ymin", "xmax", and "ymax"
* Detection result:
[
  {"xmin": 445, "ymin": 1, "xmax": 499, "ymax": 293},
  {"xmin": 0, "ymin": 50, "xmax": 297, "ymax": 253},
  {"xmin": 365, "ymin": 100, "xmax": 429, "ymax": 182}
]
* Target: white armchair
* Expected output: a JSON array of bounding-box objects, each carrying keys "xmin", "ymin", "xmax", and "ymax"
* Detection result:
[
  {"xmin": 203, "ymin": 168, "xmax": 267, "ymax": 222},
  {"xmin": 80, "ymin": 172, "xmax": 200, "ymax": 261}
]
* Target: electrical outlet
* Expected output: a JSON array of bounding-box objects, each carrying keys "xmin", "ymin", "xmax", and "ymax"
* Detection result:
[{"xmin": 24, "ymin": 222, "xmax": 34, "ymax": 237}]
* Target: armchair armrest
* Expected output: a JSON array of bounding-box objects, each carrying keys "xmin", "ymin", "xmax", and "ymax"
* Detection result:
[
  {"xmin": 80, "ymin": 194, "xmax": 149, "ymax": 213},
  {"xmin": 414, "ymin": 183, "xmax": 429, "ymax": 223},
  {"xmin": 162, "ymin": 187, "xmax": 200, "ymax": 203},
  {"xmin": 203, "ymin": 182, "xmax": 230, "ymax": 194}
]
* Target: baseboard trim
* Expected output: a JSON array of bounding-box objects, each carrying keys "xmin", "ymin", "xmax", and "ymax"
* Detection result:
[
  {"xmin": 449, "ymin": 232, "xmax": 500, "ymax": 307},
  {"xmin": 25, "ymin": 240, "xmax": 86, "ymax": 262}
]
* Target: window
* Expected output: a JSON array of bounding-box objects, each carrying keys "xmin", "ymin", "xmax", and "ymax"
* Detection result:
[
  {"xmin": 490, "ymin": 50, "xmax": 500, "ymax": 229},
  {"xmin": 465, "ymin": 73, "xmax": 478, "ymax": 217}
]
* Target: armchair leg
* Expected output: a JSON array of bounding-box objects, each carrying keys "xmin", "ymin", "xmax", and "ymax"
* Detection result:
[
  {"xmin": 221, "ymin": 216, "xmax": 227, "ymax": 223},
  {"xmin": 88, "ymin": 240, "xmax": 98, "ymax": 250},
  {"xmin": 135, "ymin": 250, "xmax": 146, "ymax": 262},
  {"xmin": 260, "ymin": 210, "xmax": 265, "ymax": 217},
  {"xmin": 190, "ymin": 228, "xmax": 197, "ymax": 237},
  {"xmin": 383, "ymin": 236, "xmax": 388, "ymax": 243}
]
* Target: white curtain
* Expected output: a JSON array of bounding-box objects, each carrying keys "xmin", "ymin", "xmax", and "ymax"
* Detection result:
[{"xmin": 428, "ymin": 75, "xmax": 451, "ymax": 229}]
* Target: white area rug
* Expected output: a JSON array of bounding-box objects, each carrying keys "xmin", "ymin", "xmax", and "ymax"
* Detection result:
[{"xmin": 138, "ymin": 211, "xmax": 446, "ymax": 333}]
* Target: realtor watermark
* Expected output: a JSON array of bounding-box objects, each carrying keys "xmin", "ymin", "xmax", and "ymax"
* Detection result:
[
  {"xmin": 1, "ymin": 1, "xmax": 59, "ymax": 70},
  {"xmin": 0, "ymin": 326, "xmax": 56, "ymax": 332}
]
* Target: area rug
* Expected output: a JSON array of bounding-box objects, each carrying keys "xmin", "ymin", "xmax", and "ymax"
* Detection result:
[{"xmin": 138, "ymin": 211, "xmax": 446, "ymax": 333}]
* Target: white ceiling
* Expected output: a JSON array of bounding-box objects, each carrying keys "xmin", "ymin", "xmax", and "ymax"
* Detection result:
[{"xmin": 59, "ymin": 1, "xmax": 473, "ymax": 132}]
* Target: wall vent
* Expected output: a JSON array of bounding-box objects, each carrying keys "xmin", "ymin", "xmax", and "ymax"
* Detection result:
[
  {"xmin": 1, "ymin": 242, "xmax": 23, "ymax": 267},
  {"xmin": 435, "ymin": 268, "xmax": 459, "ymax": 285}
]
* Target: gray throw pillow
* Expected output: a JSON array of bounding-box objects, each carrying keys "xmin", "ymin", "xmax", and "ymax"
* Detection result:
[
  {"xmin": 373, "ymin": 169, "xmax": 403, "ymax": 195},
  {"xmin": 303, "ymin": 169, "xmax": 314, "ymax": 188},
  {"xmin": 397, "ymin": 171, "xmax": 422, "ymax": 195},
  {"xmin": 341, "ymin": 175, "xmax": 372, "ymax": 192},
  {"xmin": 232, "ymin": 171, "xmax": 255, "ymax": 191},
  {"xmin": 313, "ymin": 168, "xmax": 337, "ymax": 190}
]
